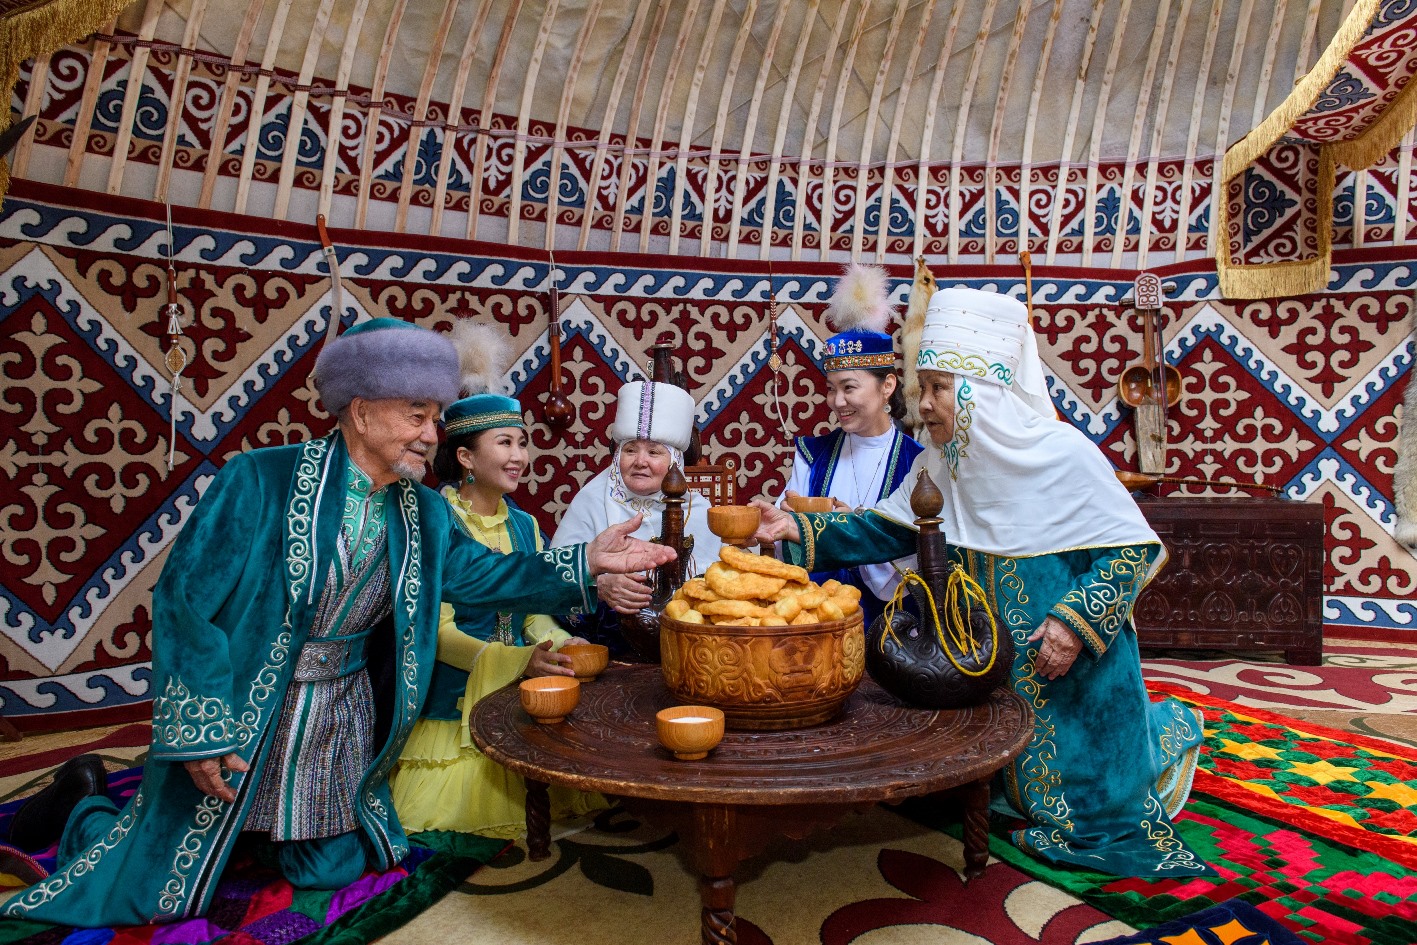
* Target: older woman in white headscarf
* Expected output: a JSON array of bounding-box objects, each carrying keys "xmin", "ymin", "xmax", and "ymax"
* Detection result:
[
  {"xmin": 753, "ymin": 288, "xmax": 1210, "ymax": 879},
  {"xmin": 552, "ymin": 380, "xmax": 722, "ymax": 652}
]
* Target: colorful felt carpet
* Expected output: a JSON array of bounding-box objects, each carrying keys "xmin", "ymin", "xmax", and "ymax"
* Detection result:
[
  {"xmin": 902, "ymin": 684, "xmax": 1417, "ymax": 945},
  {"xmin": 0, "ymin": 769, "xmax": 504, "ymax": 945},
  {"xmin": 1142, "ymin": 638, "xmax": 1417, "ymax": 751},
  {"xmin": 1091, "ymin": 900, "xmax": 1307, "ymax": 945},
  {"xmin": 2, "ymin": 659, "xmax": 1414, "ymax": 944}
]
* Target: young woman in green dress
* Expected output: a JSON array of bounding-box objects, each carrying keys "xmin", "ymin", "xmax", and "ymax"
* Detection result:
[{"xmin": 390, "ymin": 392, "xmax": 604, "ymax": 836}]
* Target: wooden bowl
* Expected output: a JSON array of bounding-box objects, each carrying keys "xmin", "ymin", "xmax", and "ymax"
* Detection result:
[
  {"xmin": 560, "ymin": 643, "xmax": 609, "ymax": 681},
  {"xmin": 519, "ymin": 677, "xmax": 580, "ymax": 724},
  {"xmin": 655, "ymin": 706, "xmax": 725, "ymax": 760},
  {"xmin": 784, "ymin": 495, "xmax": 834, "ymax": 513},
  {"xmin": 660, "ymin": 610, "xmax": 865, "ymax": 730},
  {"xmin": 706, "ymin": 505, "xmax": 761, "ymax": 546}
]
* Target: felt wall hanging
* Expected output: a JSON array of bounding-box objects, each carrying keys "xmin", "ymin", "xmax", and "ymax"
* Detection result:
[{"xmin": 1217, "ymin": 0, "xmax": 1417, "ymax": 299}]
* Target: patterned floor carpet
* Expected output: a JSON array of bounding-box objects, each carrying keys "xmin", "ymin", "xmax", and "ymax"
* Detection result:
[{"xmin": 2, "ymin": 636, "xmax": 1414, "ymax": 944}]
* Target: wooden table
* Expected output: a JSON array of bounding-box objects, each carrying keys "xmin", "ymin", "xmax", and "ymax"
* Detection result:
[{"xmin": 471, "ymin": 665, "xmax": 1032, "ymax": 945}]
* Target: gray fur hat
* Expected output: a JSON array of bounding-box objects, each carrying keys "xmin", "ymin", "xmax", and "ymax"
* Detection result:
[{"xmin": 313, "ymin": 317, "xmax": 460, "ymax": 415}]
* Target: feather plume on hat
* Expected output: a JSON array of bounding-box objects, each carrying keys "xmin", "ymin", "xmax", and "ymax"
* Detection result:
[
  {"xmin": 825, "ymin": 263, "xmax": 894, "ymax": 333},
  {"xmin": 448, "ymin": 318, "xmax": 512, "ymax": 397},
  {"xmin": 901, "ymin": 256, "xmax": 937, "ymax": 437}
]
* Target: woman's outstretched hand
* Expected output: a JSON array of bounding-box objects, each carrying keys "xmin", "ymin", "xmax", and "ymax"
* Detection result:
[
  {"xmin": 587, "ymin": 513, "xmax": 677, "ymax": 576},
  {"xmin": 526, "ymin": 640, "xmax": 574, "ymax": 677},
  {"xmin": 750, "ymin": 499, "xmax": 800, "ymax": 545}
]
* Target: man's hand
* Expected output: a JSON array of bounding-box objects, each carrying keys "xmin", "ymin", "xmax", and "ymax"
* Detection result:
[
  {"xmin": 597, "ymin": 571, "xmax": 654, "ymax": 614},
  {"xmin": 586, "ymin": 513, "xmax": 677, "ymax": 576},
  {"xmin": 750, "ymin": 499, "xmax": 800, "ymax": 545},
  {"xmin": 184, "ymin": 752, "xmax": 249, "ymax": 804},
  {"xmin": 526, "ymin": 640, "xmax": 575, "ymax": 677},
  {"xmin": 1027, "ymin": 616, "xmax": 1082, "ymax": 680}
]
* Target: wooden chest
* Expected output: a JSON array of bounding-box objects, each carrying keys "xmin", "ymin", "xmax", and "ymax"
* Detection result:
[{"xmin": 1131, "ymin": 497, "xmax": 1325, "ymax": 665}]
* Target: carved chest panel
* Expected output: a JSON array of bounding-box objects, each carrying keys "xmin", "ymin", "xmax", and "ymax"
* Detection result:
[{"xmin": 1132, "ymin": 497, "xmax": 1325, "ymax": 665}]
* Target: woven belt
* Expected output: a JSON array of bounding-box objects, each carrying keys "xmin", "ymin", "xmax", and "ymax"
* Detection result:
[{"xmin": 293, "ymin": 635, "xmax": 370, "ymax": 682}]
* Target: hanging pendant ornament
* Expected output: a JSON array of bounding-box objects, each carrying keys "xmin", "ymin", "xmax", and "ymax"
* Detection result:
[
  {"xmin": 767, "ymin": 296, "xmax": 783, "ymax": 371},
  {"xmin": 163, "ymin": 201, "xmax": 189, "ymax": 473}
]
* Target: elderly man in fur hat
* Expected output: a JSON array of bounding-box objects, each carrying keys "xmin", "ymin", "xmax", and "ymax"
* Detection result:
[{"xmin": 4, "ymin": 318, "xmax": 675, "ymax": 928}]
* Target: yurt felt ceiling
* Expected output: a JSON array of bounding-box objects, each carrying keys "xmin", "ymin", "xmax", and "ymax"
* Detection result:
[
  {"xmin": 141, "ymin": 0, "xmax": 1349, "ymax": 166},
  {"xmin": 23, "ymin": 0, "xmax": 1366, "ymax": 260}
]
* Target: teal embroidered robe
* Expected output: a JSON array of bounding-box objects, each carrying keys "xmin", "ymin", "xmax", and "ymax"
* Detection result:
[
  {"xmin": 4, "ymin": 432, "xmax": 595, "ymax": 927},
  {"xmin": 785, "ymin": 510, "xmax": 1210, "ymax": 877}
]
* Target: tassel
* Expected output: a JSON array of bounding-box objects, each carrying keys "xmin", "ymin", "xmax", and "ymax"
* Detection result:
[{"xmin": 880, "ymin": 568, "xmax": 999, "ymax": 678}]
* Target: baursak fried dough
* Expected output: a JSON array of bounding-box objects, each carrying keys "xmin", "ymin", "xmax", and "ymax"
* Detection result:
[
  {"xmin": 719, "ymin": 545, "xmax": 809, "ymax": 584},
  {"xmin": 681, "ymin": 577, "xmax": 721, "ymax": 602},
  {"xmin": 705, "ymin": 562, "xmax": 786, "ymax": 600},
  {"xmin": 698, "ymin": 598, "xmax": 770, "ymax": 619}
]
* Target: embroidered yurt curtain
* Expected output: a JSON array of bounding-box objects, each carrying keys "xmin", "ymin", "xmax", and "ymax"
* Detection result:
[
  {"xmin": 0, "ymin": 0, "xmax": 136, "ymax": 205},
  {"xmin": 1217, "ymin": 0, "xmax": 1417, "ymax": 299}
]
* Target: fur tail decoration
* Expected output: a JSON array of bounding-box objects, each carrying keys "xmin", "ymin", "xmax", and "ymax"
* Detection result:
[
  {"xmin": 825, "ymin": 263, "xmax": 894, "ymax": 333},
  {"xmin": 448, "ymin": 318, "xmax": 511, "ymax": 397},
  {"xmin": 901, "ymin": 256, "xmax": 937, "ymax": 436},
  {"xmin": 1394, "ymin": 314, "xmax": 1417, "ymax": 547}
]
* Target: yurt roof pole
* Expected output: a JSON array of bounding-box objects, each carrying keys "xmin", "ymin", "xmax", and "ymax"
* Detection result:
[
  {"xmin": 316, "ymin": 0, "xmax": 374, "ymax": 221},
  {"xmin": 431, "ymin": 0, "xmax": 498, "ymax": 235},
  {"xmin": 792, "ymin": 0, "xmax": 853, "ymax": 261},
  {"xmin": 1110, "ymin": 0, "xmax": 1174, "ymax": 270},
  {"xmin": 670, "ymin": 0, "xmax": 737, "ymax": 256},
  {"xmin": 395, "ymin": 0, "xmax": 462, "ymax": 233},
  {"xmin": 755, "ymin": 0, "xmax": 820, "ymax": 261},
  {"xmin": 1134, "ymin": 0, "xmax": 1194, "ymax": 271},
  {"xmin": 235, "ymin": 0, "xmax": 298, "ymax": 217},
  {"xmin": 909, "ymin": 1, "xmax": 966, "ymax": 261},
  {"xmin": 697, "ymin": 0, "xmax": 760, "ymax": 258},
  {"xmin": 467, "ymin": 1, "xmax": 526, "ymax": 242},
  {"xmin": 984, "ymin": 0, "xmax": 1029, "ymax": 266},
  {"xmin": 199, "ymin": 0, "xmax": 266, "ymax": 210},
  {"xmin": 947, "ymin": 2, "xmax": 998, "ymax": 265},
  {"xmin": 850, "ymin": 0, "xmax": 910, "ymax": 261},
  {"xmin": 545, "ymin": 0, "xmax": 609, "ymax": 250},
  {"xmin": 1044, "ymin": 0, "xmax": 1106, "ymax": 265},
  {"xmin": 354, "ymin": 0, "xmax": 409, "ymax": 229},
  {"xmin": 1173, "ymin": 0, "xmax": 1224, "ymax": 265},
  {"xmin": 610, "ymin": 0, "xmax": 675, "ymax": 253},
  {"xmin": 577, "ymin": 0, "xmax": 656, "ymax": 252},
  {"xmin": 508, "ymin": 0, "xmax": 564, "ymax": 246},
  {"xmin": 874, "ymin": 0, "xmax": 938, "ymax": 264},
  {"xmin": 817, "ymin": 0, "xmax": 873, "ymax": 262}
]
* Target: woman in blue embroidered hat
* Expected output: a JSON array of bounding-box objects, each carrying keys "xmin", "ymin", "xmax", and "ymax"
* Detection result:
[
  {"xmin": 390, "ymin": 320, "xmax": 604, "ymax": 836},
  {"xmin": 779, "ymin": 264, "xmax": 923, "ymax": 626},
  {"xmin": 753, "ymin": 287, "xmax": 1210, "ymax": 879}
]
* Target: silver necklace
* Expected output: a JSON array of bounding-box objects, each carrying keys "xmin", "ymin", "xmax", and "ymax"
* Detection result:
[{"xmin": 842, "ymin": 431, "xmax": 893, "ymax": 512}]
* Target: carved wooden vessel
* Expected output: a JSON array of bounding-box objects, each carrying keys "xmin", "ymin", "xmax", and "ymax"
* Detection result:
[
  {"xmin": 865, "ymin": 469, "xmax": 1013, "ymax": 709},
  {"xmin": 618, "ymin": 463, "xmax": 694, "ymax": 662},
  {"xmin": 659, "ymin": 609, "xmax": 866, "ymax": 730}
]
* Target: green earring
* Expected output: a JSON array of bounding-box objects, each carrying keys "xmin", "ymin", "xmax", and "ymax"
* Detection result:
[{"xmin": 465, "ymin": 472, "xmax": 476, "ymax": 484}]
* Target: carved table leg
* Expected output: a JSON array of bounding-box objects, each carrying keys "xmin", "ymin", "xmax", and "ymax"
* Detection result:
[
  {"xmin": 700, "ymin": 875, "xmax": 737, "ymax": 945},
  {"xmin": 961, "ymin": 777, "xmax": 991, "ymax": 881},
  {"xmin": 525, "ymin": 778, "xmax": 551, "ymax": 861}
]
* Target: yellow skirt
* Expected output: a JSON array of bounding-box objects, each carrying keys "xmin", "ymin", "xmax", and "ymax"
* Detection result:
[{"xmin": 390, "ymin": 717, "xmax": 607, "ymax": 839}]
